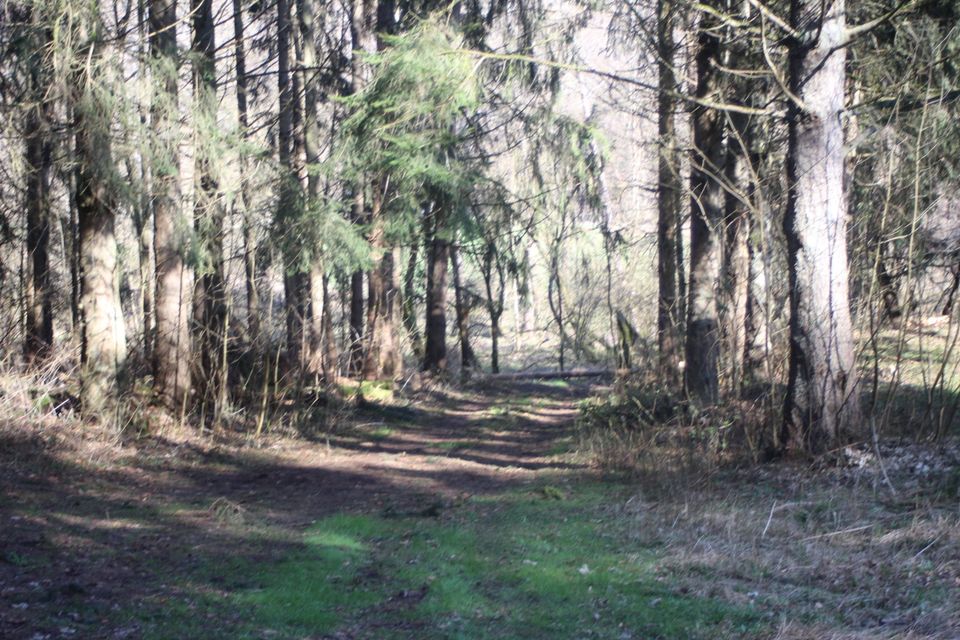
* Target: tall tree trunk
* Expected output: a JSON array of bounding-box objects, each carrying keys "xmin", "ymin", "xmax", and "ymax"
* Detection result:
[
  {"xmin": 402, "ymin": 234, "xmax": 422, "ymax": 357},
  {"xmin": 744, "ymin": 206, "xmax": 770, "ymax": 379},
  {"xmin": 362, "ymin": 200, "xmax": 402, "ymax": 380},
  {"xmin": 422, "ymin": 202, "xmax": 450, "ymax": 373},
  {"xmin": 356, "ymin": 0, "xmax": 401, "ymax": 381},
  {"xmin": 349, "ymin": 262, "xmax": 365, "ymax": 375},
  {"xmin": 684, "ymin": 6, "xmax": 725, "ymax": 405},
  {"xmin": 23, "ymin": 60, "xmax": 54, "ymax": 366},
  {"xmin": 322, "ymin": 273, "xmax": 338, "ymax": 379},
  {"xmin": 656, "ymin": 0, "xmax": 682, "ymax": 385},
  {"xmin": 277, "ymin": 0, "xmax": 307, "ymax": 372},
  {"xmin": 783, "ymin": 0, "xmax": 859, "ymax": 452},
  {"xmin": 721, "ymin": 113, "xmax": 750, "ymax": 395},
  {"xmin": 451, "ymin": 243, "xmax": 477, "ymax": 375},
  {"xmin": 133, "ymin": 0, "xmax": 155, "ymax": 363},
  {"xmin": 298, "ymin": 0, "xmax": 330, "ymax": 381},
  {"xmin": 193, "ymin": 0, "xmax": 227, "ymax": 420},
  {"xmin": 347, "ymin": 0, "xmax": 378, "ymax": 377},
  {"xmin": 547, "ymin": 240, "xmax": 565, "ymax": 372},
  {"xmin": 481, "ymin": 242, "xmax": 504, "ymax": 374},
  {"xmin": 75, "ymin": 12, "xmax": 126, "ymax": 413},
  {"xmin": 233, "ymin": 0, "xmax": 260, "ymax": 350},
  {"xmin": 151, "ymin": 0, "xmax": 192, "ymax": 410}
]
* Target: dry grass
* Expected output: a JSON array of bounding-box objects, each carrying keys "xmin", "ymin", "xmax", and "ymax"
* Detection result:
[{"xmin": 613, "ymin": 458, "xmax": 960, "ymax": 639}]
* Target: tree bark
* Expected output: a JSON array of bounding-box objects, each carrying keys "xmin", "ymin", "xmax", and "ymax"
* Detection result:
[
  {"xmin": 402, "ymin": 234, "xmax": 422, "ymax": 357},
  {"xmin": 347, "ymin": 0, "xmax": 378, "ymax": 377},
  {"xmin": 480, "ymin": 241, "xmax": 505, "ymax": 374},
  {"xmin": 277, "ymin": 0, "xmax": 309, "ymax": 373},
  {"xmin": 151, "ymin": 0, "xmax": 192, "ymax": 410},
  {"xmin": 721, "ymin": 113, "xmax": 750, "ymax": 395},
  {"xmin": 656, "ymin": 0, "xmax": 682, "ymax": 385},
  {"xmin": 233, "ymin": 0, "xmax": 260, "ymax": 350},
  {"xmin": 75, "ymin": 12, "xmax": 126, "ymax": 413},
  {"xmin": 193, "ymin": 0, "xmax": 228, "ymax": 419},
  {"xmin": 783, "ymin": 0, "xmax": 860, "ymax": 452},
  {"xmin": 684, "ymin": 6, "xmax": 725, "ymax": 405},
  {"xmin": 451, "ymin": 243, "xmax": 478, "ymax": 375},
  {"xmin": 23, "ymin": 58, "xmax": 54, "ymax": 366},
  {"xmin": 298, "ymin": 0, "xmax": 330, "ymax": 381},
  {"xmin": 362, "ymin": 182, "xmax": 401, "ymax": 379},
  {"xmin": 422, "ymin": 202, "xmax": 450, "ymax": 373}
]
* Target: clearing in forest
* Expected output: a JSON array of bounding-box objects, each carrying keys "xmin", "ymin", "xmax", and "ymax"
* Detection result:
[{"xmin": 2, "ymin": 380, "xmax": 958, "ymax": 639}]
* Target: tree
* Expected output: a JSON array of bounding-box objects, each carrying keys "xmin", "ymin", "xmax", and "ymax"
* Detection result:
[
  {"xmin": 684, "ymin": 4, "xmax": 726, "ymax": 405},
  {"xmin": 423, "ymin": 196, "xmax": 451, "ymax": 373},
  {"xmin": 782, "ymin": 0, "xmax": 860, "ymax": 451},
  {"xmin": 151, "ymin": 0, "xmax": 192, "ymax": 409},
  {"xmin": 298, "ymin": 0, "xmax": 331, "ymax": 381},
  {"xmin": 193, "ymin": 0, "xmax": 228, "ymax": 420},
  {"xmin": 232, "ymin": 0, "xmax": 261, "ymax": 351},
  {"xmin": 451, "ymin": 241, "xmax": 478, "ymax": 374},
  {"xmin": 74, "ymin": 5, "xmax": 126, "ymax": 413},
  {"xmin": 23, "ymin": 21, "xmax": 53, "ymax": 365},
  {"xmin": 655, "ymin": 0, "xmax": 683, "ymax": 386},
  {"xmin": 276, "ymin": 0, "xmax": 310, "ymax": 373}
]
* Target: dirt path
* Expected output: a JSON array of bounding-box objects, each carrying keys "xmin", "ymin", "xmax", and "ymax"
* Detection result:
[{"xmin": 0, "ymin": 379, "xmax": 601, "ymax": 639}]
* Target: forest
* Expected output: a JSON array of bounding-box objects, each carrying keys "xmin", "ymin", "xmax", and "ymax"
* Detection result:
[{"xmin": 1, "ymin": 0, "xmax": 959, "ymax": 638}]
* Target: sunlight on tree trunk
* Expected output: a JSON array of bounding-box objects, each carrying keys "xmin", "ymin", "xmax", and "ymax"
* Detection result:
[{"xmin": 783, "ymin": 0, "xmax": 861, "ymax": 452}]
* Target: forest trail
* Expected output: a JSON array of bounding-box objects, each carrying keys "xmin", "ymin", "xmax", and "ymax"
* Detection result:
[
  {"xmin": 5, "ymin": 380, "xmax": 957, "ymax": 639},
  {"xmin": 1, "ymin": 379, "xmax": 613, "ymax": 639},
  {"xmin": 169, "ymin": 378, "xmax": 598, "ymax": 526}
]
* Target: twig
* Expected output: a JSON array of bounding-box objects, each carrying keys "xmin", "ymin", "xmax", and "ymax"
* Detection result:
[
  {"xmin": 762, "ymin": 500, "xmax": 777, "ymax": 539},
  {"xmin": 870, "ymin": 417, "xmax": 899, "ymax": 498},
  {"xmin": 800, "ymin": 523, "xmax": 874, "ymax": 541},
  {"xmin": 913, "ymin": 534, "xmax": 942, "ymax": 560}
]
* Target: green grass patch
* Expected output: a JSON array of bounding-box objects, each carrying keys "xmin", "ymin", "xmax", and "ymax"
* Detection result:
[
  {"xmin": 369, "ymin": 425, "xmax": 395, "ymax": 440},
  {"xmin": 434, "ymin": 440, "xmax": 473, "ymax": 452},
  {"xmin": 153, "ymin": 483, "xmax": 765, "ymax": 639}
]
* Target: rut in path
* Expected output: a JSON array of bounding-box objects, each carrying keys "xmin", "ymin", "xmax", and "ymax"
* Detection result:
[{"xmin": 190, "ymin": 378, "xmax": 599, "ymax": 525}]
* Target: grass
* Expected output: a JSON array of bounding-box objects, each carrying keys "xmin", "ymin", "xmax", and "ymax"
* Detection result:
[
  {"xmin": 126, "ymin": 483, "xmax": 763, "ymax": 639},
  {"xmin": 434, "ymin": 440, "xmax": 473, "ymax": 452}
]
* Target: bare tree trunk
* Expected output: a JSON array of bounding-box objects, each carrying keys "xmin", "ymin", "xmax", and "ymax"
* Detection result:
[
  {"xmin": 547, "ymin": 247, "xmax": 565, "ymax": 372},
  {"xmin": 349, "ymin": 265, "xmax": 365, "ymax": 374},
  {"xmin": 276, "ymin": 0, "xmax": 308, "ymax": 372},
  {"xmin": 132, "ymin": 0, "xmax": 154, "ymax": 364},
  {"xmin": 151, "ymin": 0, "xmax": 192, "ymax": 410},
  {"xmin": 656, "ymin": 0, "xmax": 682, "ymax": 385},
  {"xmin": 783, "ymin": 0, "xmax": 860, "ymax": 452},
  {"xmin": 298, "ymin": 0, "xmax": 329, "ymax": 381},
  {"xmin": 362, "ymin": 183, "xmax": 398, "ymax": 379},
  {"xmin": 345, "ymin": 0, "xmax": 379, "ymax": 377},
  {"xmin": 233, "ymin": 0, "xmax": 260, "ymax": 350},
  {"xmin": 721, "ymin": 114, "xmax": 751, "ymax": 395},
  {"xmin": 423, "ymin": 202, "xmax": 450, "ymax": 373},
  {"xmin": 193, "ymin": 0, "xmax": 227, "ymax": 420},
  {"xmin": 744, "ymin": 207, "xmax": 770, "ymax": 379},
  {"xmin": 684, "ymin": 6, "xmax": 725, "ymax": 405},
  {"xmin": 75, "ymin": 12, "xmax": 126, "ymax": 413},
  {"xmin": 480, "ymin": 242, "xmax": 504, "ymax": 374},
  {"xmin": 23, "ymin": 62, "xmax": 54, "ymax": 365},
  {"xmin": 451, "ymin": 243, "xmax": 477, "ymax": 375},
  {"xmin": 321, "ymin": 273, "xmax": 338, "ymax": 379},
  {"xmin": 402, "ymin": 233, "xmax": 422, "ymax": 357}
]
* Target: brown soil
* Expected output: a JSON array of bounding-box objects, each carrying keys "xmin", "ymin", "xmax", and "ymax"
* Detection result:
[{"xmin": 0, "ymin": 379, "xmax": 600, "ymax": 640}]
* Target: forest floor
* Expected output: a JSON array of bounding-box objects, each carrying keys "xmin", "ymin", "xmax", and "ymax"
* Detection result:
[{"xmin": 1, "ymin": 378, "xmax": 959, "ymax": 639}]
